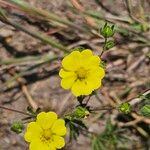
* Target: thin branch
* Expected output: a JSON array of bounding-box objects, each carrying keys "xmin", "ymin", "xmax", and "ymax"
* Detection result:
[{"xmin": 0, "ymin": 105, "xmax": 32, "ymax": 116}]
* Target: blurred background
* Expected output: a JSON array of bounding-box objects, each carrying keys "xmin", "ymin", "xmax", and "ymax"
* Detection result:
[{"xmin": 0, "ymin": 0, "xmax": 150, "ymax": 150}]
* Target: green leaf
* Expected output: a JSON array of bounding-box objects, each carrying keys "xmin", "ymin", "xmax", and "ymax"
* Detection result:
[
  {"xmin": 11, "ymin": 121, "xmax": 24, "ymax": 134},
  {"xmin": 104, "ymin": 40, "xmax": 115, "ymax": 50},
  {"xmin": 91, "ymin": 119, "xmax": 129, "ymax": 150},
  {"xmin": 140, "ymin": 104, "xmax": 150, "ymax": 117},
  {"xmin": 92, "ymin": 137, "xmax": 107, "ymax": 150},
  {"xmin": 65, "ymin": 118, "xmax": 87, "ymax": 141}
]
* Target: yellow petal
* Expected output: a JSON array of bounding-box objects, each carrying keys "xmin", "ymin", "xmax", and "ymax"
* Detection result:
[
  {"xmin": 37, "ymin": 112, "xmax": 57, "ymax": 130},
  {"xmin": 89, "ymin": 67, "xmax": 105, "ymax": 79},
  {"xmin": 80, "ymin": 50, "xmax": 93, "ymax": 67},
  {"xmin": 24, "ymin": 122, "xmax": 42, "ymax": 142},
  {"xmin": 29, "ymin": 140, "xmax": 50, "ymax": 150},
  {"xmin": 71, "ymin": 80, "xmax": 92, "ymax": 96},
  {"xmin": 62, "ymin": 51, "xmax": 81, "ymax": 71},
  {"xmin": 61, "ymin": 76, "xmax": 76, "ymax": 89},
  {"xmin": 51, "ymin": 119, "xmax": 67, "ymax": 136},
  {"xmin": 86, "ymin": 77, "xmax": 102, "ymax": 90},
  {"xmin": 52, "ymin": 135, "xmax": 65, "ymax": 149},
  {"xmin": 80, "ymin": 51, "xmax": 101, "ymax": 69},
  {"xmin": 59, "ymin": 69, "xmax": 76, "ymax": 78},
  {"xmin": 81, "ymin": 49, "xmax": 93, "ymax": 59},
  {"xmin": 89, "ymin": 56, "xmax": 101, "ymax": 67}
]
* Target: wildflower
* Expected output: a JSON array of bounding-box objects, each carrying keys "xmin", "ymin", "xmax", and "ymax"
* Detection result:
[
  {"xmin": 59, "ymin": 50, "xmax": 105, "ymax": 96},
  {"xmin": 24, "ymin": 112, "xmax": 67, "ymax": 150}
]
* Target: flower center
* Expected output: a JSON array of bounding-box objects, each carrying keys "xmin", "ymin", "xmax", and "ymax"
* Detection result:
[
  {"xmin": 76, "ymin": 67, "xmax": 87, "ymax": 79},
  {"xmin": 41, "ymin": 129, "xmax": 52, "ymax": 141}
]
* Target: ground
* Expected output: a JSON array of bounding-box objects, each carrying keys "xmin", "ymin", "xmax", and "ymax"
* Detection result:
[{"xmin": 0, "ymin": 0, "xmax": 150, "ymax": 150}]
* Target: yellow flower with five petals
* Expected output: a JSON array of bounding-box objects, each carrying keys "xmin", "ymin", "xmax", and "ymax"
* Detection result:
[
  {"xmin": 59, "ymin": 50, "xmax": 105, "ymax": 96},
  {"xmin": 24, "ymin": 112, "xmax": 67, "ymax": 150}
]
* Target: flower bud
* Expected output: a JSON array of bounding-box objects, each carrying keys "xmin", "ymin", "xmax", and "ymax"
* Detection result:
[
  {"xmin": 11, "ymin": 121, "xmax": 24, "ymax": 134},
  {"xmin": 100, "ymin": 23, "xmax": 115, "ymax": 38},
  {"xmin": 73, "ymin": 106, "xmax": 89, "ymax": 119},
  {"xmin": 104, "ymin": 40, "xmax": 115, "ymax": 50},
  {"xmin": 140, "ymin": 104, "xmax": 150, "ymax": 117},
  {"xmin": 119, "ymin": 102, "xmax": 131, "ymax": 114}
]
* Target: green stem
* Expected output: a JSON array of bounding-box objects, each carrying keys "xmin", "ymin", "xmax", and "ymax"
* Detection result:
[{"xmin": 100, "ymin": 37, "xmax": 107, "ymax": 56}]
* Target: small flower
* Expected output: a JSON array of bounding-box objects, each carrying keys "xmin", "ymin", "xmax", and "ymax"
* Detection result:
[
  {"xmin": 59, "ymin": 50, "xmax": 105, "ymax": 96},
  {"xmin": 24, "ymin": 112, "xmax": 67, "ymax": 150}
]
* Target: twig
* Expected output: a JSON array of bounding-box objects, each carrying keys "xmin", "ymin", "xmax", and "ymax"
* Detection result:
[
  {"xmin": 71, "ymin": 0, "xmax": 96, "ymax": 27},
  {"xmin": 0, "ymin": 7, "xmax": 68, "ymax": 52},
  {"xmin": 91, "ymin": 106, "xmax": 116, "ymax": 111},
  {"xmin": 0, "ymin": 105, "xmax": 32, "ymax": 116},
  {"xmin": 118, "ymin": 112, "xmax": 150, "ymax": 127},
  {"xmin": 95, "ymin": 0, "xmax": 118, "ymax": 16},
  {"xmin": 127, "ymin": 55, "xmax": 145, "ymax": 73},
  {"xmin": 21, "ymin": 85, "xmax": 38, "ymax": 111},
  {"xmin": 125, "ymin": 0, "xmax": 140, "ymax": 23},
  {"xmin": 5, "ymin": 0, "xmax": 86, "ymax": 32},
  {"xmin": 7, "ymin": 68, "xmax": 38, "ymax": 111},
  {"xmin": 127, "ymin": 89, "xmax": 150, "ymax": 105}
]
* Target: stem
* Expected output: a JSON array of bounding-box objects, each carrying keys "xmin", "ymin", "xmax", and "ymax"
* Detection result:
[
  {"xmin": 85, "ymin": 96, "xmax": 91, "ymax": 105},
  {"xmin": 0, "ymin": 105, "xmax": 32, "ymax": 117},
  {"xmin": 91, "ymin": 106, "xmax": 115, "ymax": 112},
  {"xmin": 100, "ymin": 37, "xmax": 107, "ymax": 56}
]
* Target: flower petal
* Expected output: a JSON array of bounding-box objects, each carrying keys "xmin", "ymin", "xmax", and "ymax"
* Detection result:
[
  {"xmin": 59, "ymin": 69, "xmax": 76, "ymax": 78},
  {"xmin": 81, "ymin": 49, "xmax": 93, "ymax": 57},
  {"xmin": 86, "ymin": 77, "xmax": 102, "ymax": 90},
  {"xmin": 89, "ymin": 56, "xmax": 101, "ymax": 67},
  {"xmin": 51, "ymin": 119, "xmax": 66, "ymax": 136},
  {"xmin": 52, "ymin": 135, "xmax": 65, "ymax": 149},
  {"xmin": 62, "ymin": 51, "xmax": 81, "ymax": 71},
  {"xmin": 24, "ymin": 122, "xmax": 42, "ymax": 142},
  {"xmin": 89, "ymin": 67, "xmax": 105, "ymax": 79},
  {"xmin": 29, "ymin": 140, "xmax": 51, "ymax": 150},
  {"xmin": 61, "ymin": 76, "xmax": 76, "ymax": 89},
  {"xmin": 71, "ymin": 80, "xmax": 92, "ymax": 96},
  {"xmin": 86, "ymin": 67, "xmax": 104, "ymax": 90},
  {"xmin": 37, "ymin": 112, "xmax": 57, "ymax": 130}
]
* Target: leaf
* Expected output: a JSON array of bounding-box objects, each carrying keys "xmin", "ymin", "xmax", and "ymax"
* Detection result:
[
  {"xmin": 92, "ymin": 137, "xmax": 107, "ymax": 150},
  {"xmin": 65, "ymin": 118, "xmax": 87, "ymax": 141},
  {"xmin": 140, "ymin": 105, "xmax": 150, "ymax": 117},
  {"xmin": 91, "ymin": 119, "xmax": 130, "ymax": 150}
]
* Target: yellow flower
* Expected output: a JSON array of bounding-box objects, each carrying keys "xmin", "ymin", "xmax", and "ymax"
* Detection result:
[
  {"xmin": 24, "ymin": 112, "xmax": 67, "ymax": 150},
  {"xmin": 59, "ymin": 49, "xmax": 105, "ymax": 96}
]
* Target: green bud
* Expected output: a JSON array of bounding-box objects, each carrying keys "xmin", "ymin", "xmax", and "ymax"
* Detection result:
[
  {"xmin": 119, "ymin": 102, "xmax": 131, "ymax": 114},
  {"xmin": 11, "ymin": 121, "xmax": 24, "ymax": 134},
  {"xmin": 73, "ymin": 106, "xmax": 89, "ymax": 119},
  {"xmin": 104, "ymin": 40, "xmax": 115, "ymax": 50},
  {"xmin": 140, "ymin": 105, "xmax": 150, "ymax": 117},
  {"xmin": 100, "ymin": 23, "xmax": 115, "ymax": 38}
]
